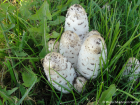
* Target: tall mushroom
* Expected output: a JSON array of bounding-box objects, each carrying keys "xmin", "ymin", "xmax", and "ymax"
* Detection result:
[
  {"xmin": 65, "ymin": 4, "xmax": 89, "ymax": 40},
  {"xmin": 59, "ymin": 30, "xmax": 81, "ymax": 68},
  {"xmin": 77, "ymin": 35, "xmax": 107, "ymax": 79}
]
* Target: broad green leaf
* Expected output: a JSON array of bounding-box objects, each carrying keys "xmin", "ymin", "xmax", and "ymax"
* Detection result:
[
  {"xmin": 22, "ymin": 67, "xmax": 37, "ymax": 87},
  {"xmin": 17, "ymin": 71, "xmax": 37, "ymax": 105},
  {"xmin": 19, "ymin": 84, "xmax": 26, "ymax": 97},
  {"xmin": 99, "ymin": 84, "xmax": 116, "ymax": 105},
  {"xmin": 39, "ymin": 46, "xmax": 47, "ymax": 58},
  {"xmin": 7, "ymin": 87, "xmax": 18, "ymax": 95},
  {"xmin": 49, "ymin": 16, "xmax": 65, "ymax": 26},
  {"xmin": 29, "ymin": 1, "xmax": 52, "ymax": 20},
  {"xmin": 15, "ymin": 51, "xmax": 27, "ymax": 57}
]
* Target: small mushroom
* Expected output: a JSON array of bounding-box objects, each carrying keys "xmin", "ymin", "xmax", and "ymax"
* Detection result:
[
  {"xmin": 73, "ymin": 76, "xmax": 87, "ymax": 93},
  {"xmin": 48, "ymin": 39, "xmax": 59, "ymax": 52},
  {"xmin": 59, "ymin": 30, "xmax": 81, "ymax": 68},
  {"xmin": 77, "ymin": 35, "xmax": 107, "ymax": 79},
  {"xmin": 43, "ymin": 52, "xmax": 77, "ymax": 93},
  {"xmin": 123, "ymin": 57, "xmax": 140, "ymax": 81},
  {"xmin": 65, "ymin": 4, "xmax": 89, "ymax": 40}
]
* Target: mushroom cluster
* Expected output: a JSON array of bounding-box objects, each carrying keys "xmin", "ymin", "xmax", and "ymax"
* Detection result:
[{"xmin": 42, "ymin": 4, "xmax": 107, "ymax": 94}]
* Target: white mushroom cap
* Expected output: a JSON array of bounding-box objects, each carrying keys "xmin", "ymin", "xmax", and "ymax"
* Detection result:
[
  {"xmin": 82, "ymin": 30, "xmax": 101, "ymax": 43},
  {"xmin": 73, "ymin": 76, "xmax": 87, "ymax": 93},
  {"xmin": 43, "ymin": 52, "xmax": 77, "ymax": 93},
  {"xmin": 48, "ymin": 39, "xmax": 59, "ymax": 52},
  {"xmin": 77, "ymin": 35, "xmax": 107, "ymax": 79},
  {"xmin": 65, "ymin": 4, "xmax": 89, "ymax": 40},
  {"xmin": 123, "ymin": 57, "xmax": 140, "ymax": 81},
  {"xmin": 59, "ymin": 30, "xmax": 81, "ymax": 68}
]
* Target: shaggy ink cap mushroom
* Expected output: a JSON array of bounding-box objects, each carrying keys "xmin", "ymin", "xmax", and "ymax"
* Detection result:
[
  {"xmin": 77, "ymin": 35, "xmax": 107, "ymax": 79},
  {"xmin": 123, "ymin": 57, "xmax": 140, "ymax": 81},
  {"xmin": 59, "ymin": 30, "xmax": 81, "ymax": 68},
  {"xmin": 43, "ymin": 52, "xmax": 77, "ymax": 93},
  {"xmin": 65, "ymin": 4, "xmax": 89, "ymax": 41},
  {"xmin": 73, "ymin": 76, "xmax": 87, "ymax": 93}
]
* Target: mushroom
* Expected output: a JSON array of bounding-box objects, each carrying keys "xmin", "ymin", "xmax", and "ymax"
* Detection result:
[
  {"xmin": 77, "ymin": 35, "xmax": 107, "ymax": 79},
  {"xmin": 65, "ymin": 4, "xmax": 89, "ymax": 40},
  {"xmin": 59, "ymin": 30, "xmax": 81, "ymax": 68},
  {"xmin": 73, "ymin": 76, "xmax": 87, "ymax": 93},
  {"xmin": 123, "ymin": 57, "xmax": 140, "ymax": 81},
  {"xmin": 48, "ymin": 39, "xmax": 59, "ymax": 52},
  {"xmin": 43, "ymin": 52, "xmax": 77, "ymax": 93},
  {"xmin": 82, "ymin": 30, "xmax": 101, "ymax": 43}
]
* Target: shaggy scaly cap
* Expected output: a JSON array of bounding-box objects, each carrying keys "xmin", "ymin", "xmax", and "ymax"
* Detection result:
[
  {"xmin": 65, "ymin": 4, "xmax": 89, "ymax": 40},
  {"xmin": 123, "ymin": 57, "xmax": 140, "ymax": 81},
  {"xmin": 77, "ymin": 35, "xmax": 107, "ymax": 79},
  {"xmin": 43, "ymin": 52, "xmax": 77, "ymax": 93},
  {"xmin": 48, "ymin": 39, "xmax": 59, "ymax": 52},
  {"xmin": 59, "ymin": 30, "xmax": 81, "ymax": 68}
]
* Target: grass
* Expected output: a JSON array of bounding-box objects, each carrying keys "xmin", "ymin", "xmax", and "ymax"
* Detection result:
[{"xmin": 0, "ymin": 0, "xmax": 140, "ymax": 104}]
